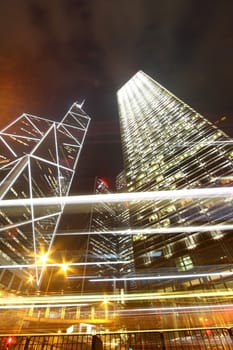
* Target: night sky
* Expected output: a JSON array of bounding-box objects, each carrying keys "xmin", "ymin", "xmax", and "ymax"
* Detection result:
[{"xmin": 0, "ymin": 0, "xmax": 232, "ymax": 193}]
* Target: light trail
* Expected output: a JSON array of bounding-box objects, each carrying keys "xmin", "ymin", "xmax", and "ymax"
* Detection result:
[
  {"xmin": 89, "ymin": 270, "xmax": 233, "ymax": 282},
  {"xmin": 0, "ymin": 260, "xmax": 129, "ymax": 270},
  {"xmin": 118, "ymin": 304, "xmax": 233, "ymax": 313},
  {"xmin": 0, "ymin": 303, "xmax": 88, "ymax": 310},
  {"xmin": 1, "ymin": 290, "xmax": 233, "ymax": 307},
  {"xmin": 2, "ymin": 303, "xmax": 233, "ymax": 314},
  {"xmin": 55, "ymin": 224, "xmax": 233, "ymax": 236},
  {"xmin": 1, "ymin": 187, "xmax": 233, "ymax": 207}
]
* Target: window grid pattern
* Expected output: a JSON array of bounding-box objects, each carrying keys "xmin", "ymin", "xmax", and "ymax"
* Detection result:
[{"xmin": 117, "ymin": 71, "xmax": 233, "ymax": 290}]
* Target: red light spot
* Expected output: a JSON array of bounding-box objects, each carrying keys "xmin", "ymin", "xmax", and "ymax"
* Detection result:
[
  {"xmin": 7, "ymin": 337, "xmax": 12, "ymax": 344},
  {"xmin": 97, "ymin": 177, "xmax": 109, "ymax": 189}
]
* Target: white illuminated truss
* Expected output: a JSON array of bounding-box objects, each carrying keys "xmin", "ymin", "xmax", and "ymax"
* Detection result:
[{"xmin": 0, "ymin": 102, "xmax": 90, "ymax": 286}]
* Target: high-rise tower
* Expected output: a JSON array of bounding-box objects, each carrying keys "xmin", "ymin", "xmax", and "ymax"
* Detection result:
[
  {"xmin": 0, "ymin": 102, "xmax": 90, "ymax": 290},
  {"xmin": 83, "ymin": 177, "xmax": 133, "ymax": 293},
  {"xmin": 117, "ymin": 71, "xmax": 233, "ymax": 293}
]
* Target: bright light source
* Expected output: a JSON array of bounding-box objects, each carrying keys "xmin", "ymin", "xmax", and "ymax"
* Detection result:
[
  {"xmin": 60, "ymin": 263, "xmax": 69, "ymax": 272},
  {"xmin": 103, "ymin": 298, "xmax": 109, "ymax": 305},
  {"xmin": 28, "ymin": 275, "xmax": 34, "ymax": 283},
  {"xmin": 38, "ymin": 254, "xmax": 48, "ymax": 264},
  {"xmin": 7, "ymin": 337, "xmax": 13, "ymax": 344}
]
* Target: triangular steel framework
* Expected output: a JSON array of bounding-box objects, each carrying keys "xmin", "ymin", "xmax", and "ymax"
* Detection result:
[{"xmin": 0, "ymin": 102, "xmax": 90, "ymax": 288}]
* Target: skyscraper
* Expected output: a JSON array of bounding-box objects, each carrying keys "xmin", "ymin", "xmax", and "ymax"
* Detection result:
[
  {"xmin": 84, "ymin": 177, "xmax": 133, "ymax": 294},
  {"xmin": 117, "ymin": 71, "xmax": 233, "ymax": 294},
  {"xmin": 0, "ymin": 102, "xmax": 90, "ymax": 291}
]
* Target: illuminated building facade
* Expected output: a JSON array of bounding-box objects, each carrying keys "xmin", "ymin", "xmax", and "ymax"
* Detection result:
[
  {"xmin": 0, "ymin": 102, "xmax": 90, "ymax": 291},
  {"xmin": 85, "ymin": 177, "xmax": 135, "ymax": 293},
  {"xmin": 117, "ymin": 71, "xmax": 233, "ymax": 293}
]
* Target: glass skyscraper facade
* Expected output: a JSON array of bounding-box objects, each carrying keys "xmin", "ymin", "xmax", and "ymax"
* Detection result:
[
  {"xmin": 85, "ymin": 177, "xmax": 134, "ymax": 294},
  {"xmin": 117, "ymin": 71, "xmax": 233, "ymax": 294},
  {"xmin": 0, "ymin": 103, "xmax": 90, "ymax": 291}
]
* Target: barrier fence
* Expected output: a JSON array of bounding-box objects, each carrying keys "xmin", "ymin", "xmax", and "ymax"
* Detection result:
[{"xmin": 0, "ymin": 327, "xmax": 233, "ymax": 350}]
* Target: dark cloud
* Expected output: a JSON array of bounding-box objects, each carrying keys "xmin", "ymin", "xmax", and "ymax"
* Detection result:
[
  {"xmin": 166, "ymin": 1, "xmax": 233, "ymax": 121},
  {"xmin": 91, "ymin": 0, "xmax": 146, "ymax": 81}
]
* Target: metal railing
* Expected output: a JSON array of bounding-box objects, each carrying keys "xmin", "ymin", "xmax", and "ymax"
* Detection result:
[
  {"xmin": 0, "ymin": 334, "xmax": 93, "ymax": 350},
  {"xmin": 0, "ymin": 327, "xmax": 233, "ymax": 350},
  {"xmin": 98, "ymin": 328, "xmax": 233, "ymax": 349}
]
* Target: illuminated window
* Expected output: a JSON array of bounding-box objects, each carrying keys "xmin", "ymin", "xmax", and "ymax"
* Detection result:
[
  {"xmin": 143, "ymin": 253, "xmax": 152, "ymax": 265},
  {"xmin": 176, "ymin": 255, "xmax": 194, "ymax": 272},
  {"xmin": 148, "ymin": 213, "xmax": 158, "ymax": 223},
  {"xmin": 211, "ymin": 230, "xmax": 224, "ymax": 240},
  {"xmin": 133, "ymin": 233, "xmax": 146, "ymax": 242},
  {"xmin": 185, "ymin": 235, "xmax": 197, "ymax": 250},
  {"xmin": 163, "ymin": 244, "xmax": 173, "ymax": 258},
  {"xmin": 159, "ymin": 204, "xmax": 176, "ymax": 217}
]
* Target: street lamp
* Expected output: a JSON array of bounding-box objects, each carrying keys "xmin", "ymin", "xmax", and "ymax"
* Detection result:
[
  {"xmin": 60, "ymin": 263, "xmax": 69, "ymax": 273},
  {"xmin": 28, "ymin": 275, "xmax": 34, "ymax": 283},
  {"xmin": 38, "ymin": 253, "xmax": 48, "ymax": 265}
]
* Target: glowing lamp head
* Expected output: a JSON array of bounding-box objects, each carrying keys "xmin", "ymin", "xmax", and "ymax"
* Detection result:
[
  {"xmin": 61, "ymin": 263, "xmax": 69, "ymax": 272},
  {"xmin": 7, "ymin": 337, "xmax": 13, "ymax": 345},
  {"xmin": 37, "ymin": 253, "xmax": 48, "ymax": 265}
]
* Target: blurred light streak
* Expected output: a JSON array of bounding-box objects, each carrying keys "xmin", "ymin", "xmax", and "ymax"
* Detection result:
[
  {"xmin": 1, "ymin": 187, "xmax": 233, "ymax": 207},
  {"xmin": 54, "ymin": 224, "xmax": 233, "ymax": 236},
  {"xmin": 89, "ymin": 270, "xmax": 233, "ymax": 282},
  {"xmin": 119, "ymin": 304, "xmax": 233, "ymax": 313},
  {"xmin": 0, "ymin": 303, "xmax": 88, "ymax": 310},
  {"xmin": 0, "ymin": 260, "xmax": 129, "ymax": 269},
  {"xmin": 1, "ymin": 290, "xmax": 233, "ymax": 307}
]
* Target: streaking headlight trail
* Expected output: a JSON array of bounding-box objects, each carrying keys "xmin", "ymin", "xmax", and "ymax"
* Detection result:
[{"xmin": 1, "ymin": 187, "xmax": 233, "ymax": 207}]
